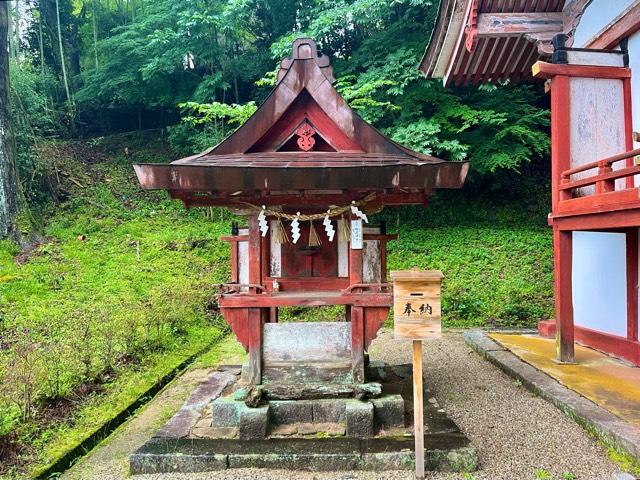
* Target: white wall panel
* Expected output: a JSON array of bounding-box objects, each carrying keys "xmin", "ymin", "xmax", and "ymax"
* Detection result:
[{"xmin": 572, "ymin": 231, "xmax": 627, "ymax": 337}]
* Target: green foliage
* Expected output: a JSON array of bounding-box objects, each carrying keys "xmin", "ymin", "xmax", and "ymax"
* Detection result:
[
  {"xmin": 15, "ymin": 0, "xmax": 549, "ymax": 180},
  {"xmin": 387, "ymin": 222, "xmax": 553, "ymax": 328},
  {"xmin": 534, "ymin": 468, "xmax": 552, "ymax": 480},
  {"xmin": 0, "ymin": 404, "xmax": 20, "ymax": 438},
  {"xmin": 0, "ymin": 136, "xmax": 230, "ymax": 473},
  {"xmin": 9, "ymin": 58, "xmax": 62, "ymax": 205},
  {"xmin": 167, "ymin": 100, "xmax": 257, "ymax": 155},
  {"xmin": 606, "ymin": 442, "xmax": 640, "ymax": 477}
]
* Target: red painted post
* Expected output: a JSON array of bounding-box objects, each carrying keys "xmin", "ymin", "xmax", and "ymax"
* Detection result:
[
  {"xmin": 551, "ymin": 75, "xmax": 571, "ymax": 209},
  {"xmin": 247, "ymin": 307, "xmax": 262, "ymax": 385},
  {"xmin": 626, "ymin": 228, "xmax": 638, "ymax": 342},
  {"xmin": 248, "ymin": 215, "xmax": 262, "ymax": 293},
  {"xmin": 351, "ymin": 306, "xmax": 365, "ymax": 384},
  {"xmin": 554, "ymin": 227, "xmax": 574, "ymax": 363},
  {"xmin": 623, "ymin": 77, "xmax": 635, "ymax": 189}
]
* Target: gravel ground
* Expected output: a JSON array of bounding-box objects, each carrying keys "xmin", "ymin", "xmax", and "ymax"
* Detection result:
[{"xmin": 64, "ymin": 330, "xmax": 622, "ymax": 480}]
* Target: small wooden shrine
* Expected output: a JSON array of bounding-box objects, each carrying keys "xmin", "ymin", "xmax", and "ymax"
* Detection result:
[{"xmin": 135, "ymin": 38, "xmax": 467, "ymax": 393}]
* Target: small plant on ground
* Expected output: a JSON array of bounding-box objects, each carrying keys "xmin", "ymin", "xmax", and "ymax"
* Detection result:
[
  {"xmin": 535, "ymin": 468, "xmax": 552, "ymax": 480},
  {"xmin": 562, "ymin": 472, "xmax": 577, "ymax": 480}
]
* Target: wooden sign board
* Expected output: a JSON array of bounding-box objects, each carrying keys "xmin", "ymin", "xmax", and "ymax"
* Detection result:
[{"xmin": 391, "ymin": 269, "xmax": 443, "ymax": 340}]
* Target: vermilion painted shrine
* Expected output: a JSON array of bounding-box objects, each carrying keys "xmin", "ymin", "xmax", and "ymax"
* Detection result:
[
  {"xmin": 131, "ymin": 38, "xmax": 473, "ymax": 474},
  {"xmin": 135, "ymin": 38, "xmax": 468, "ymax": 388}
]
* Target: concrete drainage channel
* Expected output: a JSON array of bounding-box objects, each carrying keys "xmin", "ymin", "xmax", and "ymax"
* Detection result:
[
  {"xmin": 33, "ymin": 341, "xmax": 217, "ymax": 480},
  {"xmin": 463, "ymin": 331, "xmax": 640, "ymax": 467}
]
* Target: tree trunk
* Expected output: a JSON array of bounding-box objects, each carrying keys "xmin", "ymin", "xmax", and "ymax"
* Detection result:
[
  {"xmin": 13, "ymin": 0, "xmax": 19, "ymax": 60},
  {"xmin": 92, "ymin": 0, "xmax": 99, "ymax": 69},
  {"xmin": 38, "ymin": 7, "xmax": 45, "ymax": 77},
  {"xmin": 69, "ymin": 5, "xmax": 82, "ymax": 80},
  {"xmin": 0, "ymin": 2, "xmax": 26, "ymax": 241},
  {"xmin": 55, "ymin": 0, "xmax": 74, "ymax": 115},
  {"xmin": 7, "ymin": 1, "xmax": 15, "ymax": 60}
]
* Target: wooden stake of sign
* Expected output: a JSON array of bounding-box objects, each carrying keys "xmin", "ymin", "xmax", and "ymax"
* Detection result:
[
  {"xmin": 412, "ymin": 340, "xmax": 424, "ymax": 479},
  {"xmin": 391, "ymin": 269, "xmax": 444, "ymax": 480}
]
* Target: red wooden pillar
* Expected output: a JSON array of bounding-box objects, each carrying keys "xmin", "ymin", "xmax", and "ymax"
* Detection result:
[
  {"xmin": 351, "ymin": 306, "xmax": 365, "ymax": 384},
  {"xmin": 246, "ymin": 215, "xmax": 264, "ymax": 384},
  {"xmin": 554, "ymin": 227, "xmax": 574, "ymax": 363},
  {"xmin": 550, "ymin": 75, "xmax": 571, "ymax": 208},
  {"xmin": 550, "ymin": 74, "xmax": 575, "ymax": 363},
  {"xmin": 349, "ymin": 243, "xmax": 363, "ymax": 286},
  {"xmin": 626, "ymin": 228, "xmax": 638, "ymax": 342},
  {"xmin": 349, "ymin": 221, "xmax": 365, "ymax": 383},
  {"xmin": 247, "ymin": 307, "xmax": 262, "ymax": 385},
  {"xmin": 248, "ymin": 215, "xmax": 262, "ymax": 291},
  {"xmin": 623, "ymin": 77, "xmax": 634, "ymax": 189}
]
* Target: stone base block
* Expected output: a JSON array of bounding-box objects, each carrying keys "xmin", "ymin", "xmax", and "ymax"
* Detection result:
[
  {"xmin": 269, "ymin": 400, "xmax": 313, "ymax": 424},
  {"xmin": 211, "ymin": 397, "xmax": 241, "ymax": 427},
  {"xmin": 130, "ymin": 452, "xmax": 227, "ymax": 474},
  {"xmin": 312, "ymin": 399, "xmax": 347, "ymax": 423},
  {"xmin": 239, "ymin": 404, "xmax": 269, "ymax": 440},
  {"xmin": 372, "ymin": 394, "xmax": 405, "ymax": 428},
  {"xmin": 346, "ymin": 400, "xmax": 374, "ymax": 438}
]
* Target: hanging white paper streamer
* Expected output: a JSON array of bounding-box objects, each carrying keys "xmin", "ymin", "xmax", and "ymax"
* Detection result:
[
  {"xmin": 258, "ymin": 206, "xmax": 269, "ymax": 237},
  {"xmin": 291, "ymin": 212, "xmax": 301, "ymax": 244},
  {"xmin": 323, "ymin": 212, "xmax": 335, "ymax": 242},
  {"xmin": 350, "ymin": 202, "xmax": 369, "ymax": 223}
]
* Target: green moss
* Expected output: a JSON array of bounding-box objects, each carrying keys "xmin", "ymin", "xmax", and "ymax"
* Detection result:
[
  {"xmin": 0, "ymin": 138, "xmax": 233, "ymax": 475},
  {"xmin": 605, "ymin": 443, "xmax": 640, "ymax": 477},
  {"xmin": 192, "ymin": 334, "xmax": 247, "ymax": 369},
  {"xmin": 28, "ymin": 325, "xmax": 216, "ymax": 477},
  {"xmin": 387, "ymin": 224, "xmax": 553, "ymax": 328}
]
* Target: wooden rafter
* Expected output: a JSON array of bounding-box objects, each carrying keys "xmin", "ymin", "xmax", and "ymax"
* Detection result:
[{"xmin": 476, "ymin": 12, "xmax": 563, "ymax": 37}]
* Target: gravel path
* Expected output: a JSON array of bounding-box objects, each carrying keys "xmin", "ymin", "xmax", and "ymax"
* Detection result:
[{"xmin": 64, "ymin": 331, "xmax": 621, "ymax": 480}]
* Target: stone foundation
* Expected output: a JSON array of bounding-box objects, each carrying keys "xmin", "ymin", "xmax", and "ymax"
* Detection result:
[
  {"xmin": 130, "ymin": 363, "xmax": 477, "ymax": 474},
  {"xmin": 209, "ymin": 394, "xmax": 404, "ymax": 440}
]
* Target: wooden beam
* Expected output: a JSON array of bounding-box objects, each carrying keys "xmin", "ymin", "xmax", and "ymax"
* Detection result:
[
  {"xmin": 553, "ymin": 206, "xmax": 640, "ymax": 231},
  {"xmin": 477, "ymin": 12, "xmax": 563, "ymax": 37},
  {"xmin": 219, "ymin": 292, "xmax": 393, "ymax": 308},
  {"xmin": 532, "ymin": 61, "xmax": 631, "ymax": 80}
]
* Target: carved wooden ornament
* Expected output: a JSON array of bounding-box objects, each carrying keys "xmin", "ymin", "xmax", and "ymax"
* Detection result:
[{"xmin": 296, "ymin": 122, "xmax": 316, "ymax": 151}]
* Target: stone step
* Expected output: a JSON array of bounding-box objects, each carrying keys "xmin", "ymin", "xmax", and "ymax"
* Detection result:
[{"xmin": 131, "ymin": 436, "xmax": 478, "ymax": 474}]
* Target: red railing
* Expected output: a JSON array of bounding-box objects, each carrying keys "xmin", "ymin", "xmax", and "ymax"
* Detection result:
[{"xmin": 559, "ymin": 148, "xmax": 640, "ymax": 200}]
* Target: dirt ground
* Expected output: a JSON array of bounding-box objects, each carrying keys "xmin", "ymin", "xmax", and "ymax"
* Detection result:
[{"xmin": 62, "ymin": 331, "xmax": 623, "ymax": 480}]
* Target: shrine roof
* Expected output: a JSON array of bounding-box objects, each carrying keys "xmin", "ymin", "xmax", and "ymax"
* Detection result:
[
  {"xmin": 419, "ymin": 0, "xmax": 567, "ymax": 86},
  {"xmin": 134, "ymin": 38, "xmax": 468, "ymax": 204}
]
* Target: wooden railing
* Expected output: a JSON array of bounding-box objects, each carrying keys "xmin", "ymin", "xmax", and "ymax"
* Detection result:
[{"xmin": 559, "ymin": 148, "xmax": 640, "ymax": 200}]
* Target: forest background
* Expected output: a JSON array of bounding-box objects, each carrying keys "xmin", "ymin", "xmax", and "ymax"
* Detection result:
[{"xmin": 0, "ymin": 0, "xmax": 553, "ymax": 476}]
